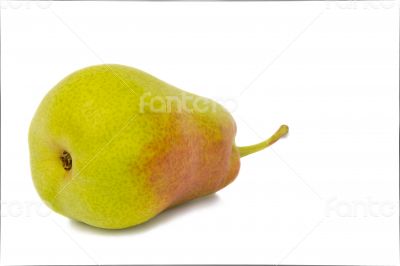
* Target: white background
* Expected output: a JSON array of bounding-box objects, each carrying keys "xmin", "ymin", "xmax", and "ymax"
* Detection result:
[{"xmin": 1, "ymin": 1, "xmax": 399, "ymax": 265}]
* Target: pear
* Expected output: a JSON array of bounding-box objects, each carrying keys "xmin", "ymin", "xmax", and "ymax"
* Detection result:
[{"xmin": 29, "ymin": 64, "xmax": 288, "ymax": 229}]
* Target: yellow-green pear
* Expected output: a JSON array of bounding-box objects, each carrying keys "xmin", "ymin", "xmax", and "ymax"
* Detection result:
[{"xmin": 28, "ymin": 64, "xmax": 288, "ymax": 229}]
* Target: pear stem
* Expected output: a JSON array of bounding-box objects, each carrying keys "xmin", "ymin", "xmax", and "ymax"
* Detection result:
[{"xmin": 238, "ymin": 125, "xmax": 289, "ymax": 158}]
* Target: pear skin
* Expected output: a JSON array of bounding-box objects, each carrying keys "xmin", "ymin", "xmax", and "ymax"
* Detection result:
[{"xmin": 28, "ymin": 64, "xmax": 288, "ymax": 229}]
